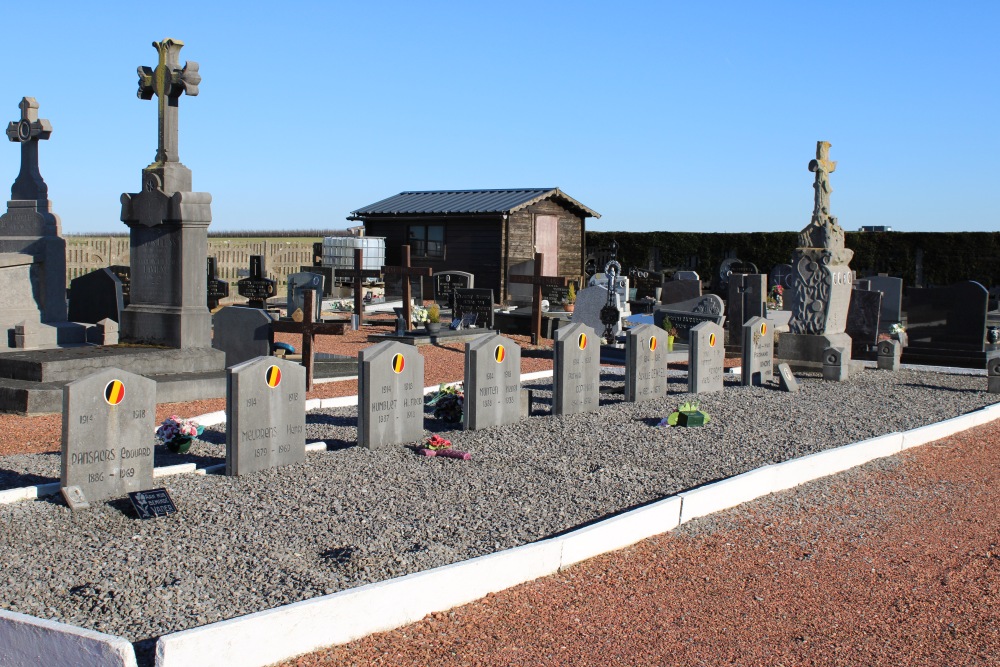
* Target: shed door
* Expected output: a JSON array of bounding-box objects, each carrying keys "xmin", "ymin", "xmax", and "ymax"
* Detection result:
[{"xmin": 535, "ymin": 215, "xmax": 559, "ymax": 275}]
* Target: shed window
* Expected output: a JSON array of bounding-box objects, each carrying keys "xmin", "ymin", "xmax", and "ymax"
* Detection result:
[{"xmin": 408, "ymin": 224, "xmax": 445, "ymax": 258}]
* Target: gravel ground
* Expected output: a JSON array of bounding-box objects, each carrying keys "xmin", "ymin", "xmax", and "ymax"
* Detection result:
[
  {"xmin": 286, "ymin": 419, "xmax": 1000, "ymax": 667},
  {"xmin": 0, "ymin": 366, "xmax": 997, "ymax": 666}
]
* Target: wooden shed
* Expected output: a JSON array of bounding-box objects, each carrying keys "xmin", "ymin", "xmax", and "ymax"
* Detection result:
[{"xmin": 347, "ymin": 188, "xmax": 601, "ymax": 304}]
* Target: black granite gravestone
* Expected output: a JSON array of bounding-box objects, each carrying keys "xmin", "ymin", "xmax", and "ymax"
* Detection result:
[
  {"xmin": 454, "ymin": 288, "xmax": 494, "ymax": 329},
  {"xmin": 434, "ymin": 271, "xmax": 474, "ymax": 309},
  {"xmin": 68, "ymin": 268, "xmax": 125, "ymax": 324},
  {"xmin": 629, "ymin": 269, "xmax": 663, "ymax": 300},
  {"xmin": 846, "ymin": 288, "xmax": 883, "ymax": 346},
  {"xmin": 207, "ymin": 257, "xmax": 229, "ymax": 309},
  {"xmin": 906, "ymin": 281, "xmax": 988, "ymax": 350},
  {"xmin": 236, "ymin": 256, "xmax": 276, "ymax": 309}
]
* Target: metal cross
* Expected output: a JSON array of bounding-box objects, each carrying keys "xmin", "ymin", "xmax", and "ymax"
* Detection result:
[
  {"xmin": 808, "ymin": 141, "xmax": 837, "ymax": 222},
  {"xmin": 5, "ymin": 97, "xmax": 52, "ymax": 201},
  {"xmin": 137, "ymin": 38, "xmax": 201, "ymax": 168}
]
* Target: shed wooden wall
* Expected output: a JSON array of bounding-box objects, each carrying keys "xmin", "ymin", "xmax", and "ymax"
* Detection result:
[{"xmin": 504, "ymin": 199, "xmax": 585, "ymax": 298}]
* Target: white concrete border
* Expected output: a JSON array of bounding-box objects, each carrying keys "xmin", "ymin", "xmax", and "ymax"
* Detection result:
[{"xmin": 0, "ymin": 609, "xmax": 137, "ymax": 667}]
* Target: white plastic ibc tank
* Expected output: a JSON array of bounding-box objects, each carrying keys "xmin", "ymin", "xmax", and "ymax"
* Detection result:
[{"xmin": 322, "ymin": 236, "xmax": 385, "ymax": 272}]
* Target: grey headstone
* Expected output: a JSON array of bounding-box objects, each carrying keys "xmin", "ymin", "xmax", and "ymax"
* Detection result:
[
  {"xmin": 434, "ymin": 271, "xmax": 474, "ymax": 307},
  {"xmin": 822, "ymin": 346, "xmax": 850, "ymax": 382},
  {"xmin": 688, "ymin": 321, "xmax": 725, "ymax": 394},
  {"xmin": 777, "ymin": 363, "xmax": 800, "ymax": 392},
  {"xmin": 286, "ymin": 272, "xmax": 324, "ymax": 321},
  {"xmin": 846, "ymin": 289, "xmax": 883, "ymax": 345},
  {"xmin": 660, "ymin": 280, "xmax": 702, "ymax": 306},
  {"xmin": 463, "ymin": 334, "xmax": 521, "ymax": 430},
  {"xmin": 68, "ymin": 268, "xmax": 124, "ymax": 324},
  {"xmin": 877, "ymin": 339, "xmax": 901, "ymax": 371},
  {"xmin": 225, "ymin": 356, "xmax": 306, "ymax": 476},
  {"xmin": 674, "ymin": 271, "xmax": 700, "ymax": 282},
  {"xmin": 741, "ymin": 316, "xmax": 774, "ymax": 386},
  {"xmin": 867, "ymin": 275, "xmax": 903, "ymax": 325},
  {"xmin": 60, "ymin": 367, "xmax": 156, "ymax": 502},
  {"xmin": 454, "ymin": 288, "xmax": 494, "ymax": 329},
  {"xmin": 988, "ymin": 355, "xmax": 1000, "ymax": 393},
  {"xmin": 624, "ymin": 324, "xmax": 669, "ymax": 402},
  {"xmin": 552, "ymin": 322, "xmax": 600, "ymax": 415},
  {"xmin": 212, "ymin": 307, "xmax": 277, "ymax": 368},
  {"xmin": 574, "ymin": 285, "xmax": 624, "ymax": 340},
  {"xmin": 358, "ymin": 341, "xmax": 425, "ymax": 448}
]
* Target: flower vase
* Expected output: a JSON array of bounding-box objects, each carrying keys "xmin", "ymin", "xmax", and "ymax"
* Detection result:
[
  {"xmin": 167, "ymin": 436, "xmax": 192, "ymax": 454},
  {"xmin": 425, "ymin": 322, "xmax": 441, "ymax": 335},
  {"xmin": 667, "ymin": 335, "xmax": 675, "ymax": 351},
  {"xmin": 564, "ymin": 303, "xmax": 575, "ymax": 313}
]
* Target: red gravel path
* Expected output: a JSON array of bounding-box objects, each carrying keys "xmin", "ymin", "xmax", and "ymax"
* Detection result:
[{"xmin": 282, "ymin": 421, "xmax": 1000, "ymax": 667}]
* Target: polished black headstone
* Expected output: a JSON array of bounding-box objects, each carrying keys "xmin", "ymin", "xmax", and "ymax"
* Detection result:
[
  {"xmin": 905, "ymin": 281, "xmax": 988, "ymax": 350},
  {"xmin": 454, "ymin": 288, "xmax": 494, "ymax": 329},
  {"xmin": 846, "ymin": 289, "xmax": 883, "ymax": 345},
  {"xmin": 68, "ymin": 268, "xmax": 125, "ymax": 324}
]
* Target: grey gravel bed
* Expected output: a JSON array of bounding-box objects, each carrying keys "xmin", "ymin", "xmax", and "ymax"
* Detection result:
[{"xmin": 0, "ymin": 367, "xmax": 996, "ymax": 665}]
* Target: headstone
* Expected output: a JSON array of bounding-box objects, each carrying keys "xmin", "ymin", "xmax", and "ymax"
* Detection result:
[
  {"xmin": 541, "ymin": 283, "xmax": 572, "ymax": 309},
  {"xmin": 688, "ymin": 320, "xmax": 725, "ymax": 394},
  {"xmin": 630, "ymin": 269, "xmax": 663, "ymax": 300},
  {"xmin": 286, "ymin": 271, "xmax": 324, "ymax": 321},
  {"xmin": 660, "ymin": 280, "xmax": 702, "ymax": 305},
  {"xmin": 776, "ymin": 363, "xmax": 800, "ymax": 392},
  {"xmin": 905, "ymin": 281, "xmax": 988, "ymax": 350},
  {"xmin": 225, "ymin": 356, "xmax": 306, "ymax": 476},
  {"xmin": 822, "ymin": 346, "xmax": 849, "ymax": 382},
  {"xmin": 358, "ymin": 340, "xmax": 424, "ymax": 448},
  {"xmin": 212, "ymin": 306, "xmax": 276, "ymax": 368},
  {"xmin": 654, "ymin": 294, "xmax": 726, "ymax": 341},
  {"xmin": 987, "ymin": 355, "xmax": 1000, "ymax": 393},
  {"xmin": 119, "ymin": 39, "xmax": 213, "ymax": 349},
  {"xmin": 588, "ymin": 273, "xmax": 630, "ymax": 309},
  {"xmin": 60, "ymin": 367, "xmax": 156, "ymax": 502},
  {"xmin": 574, "ymin": 285, "xmax": 625, "ymax": 341},
  {"xmin": 867, "ymin": 276, "xmax": 903, "ymax": 327},
  {"xmin": 454, "ymin": 288, "xmax": 495, "ymax": 330},
  {"xmin": 552, "ymin": 323, "xmax": 600, "ymax": 415},
  {"xmin": 237, "ymin": 256, "xmax": 277, "ymax": 309},
  {"xmin": 300, "ymin": 265, "xmax": 334, "ymax": 297},
  {"xmin": 741, "ymin": 316, "xmax": 774, "ymax": 386},
  {"xmin": 68, "ymin": 268, "xmax": 125, "ymax": 324},
  {"xmin": 877, "ymin": 339, "xmax": 901, "ymax": 371},
  {"xmin": 728, "ymin": 274, "xmax": 767, "ymax": 346},
  {"xmin": 463, "ymin": 334, "xmax": 521, "ymax": 430},
  {"xmin": 846, "ymin": 289, "xmax": 883, "ymax": 346},
  {"xmin": 206, "ymin": 256, "xmax": 229, "ymax": 309},
  {"xmin": 624, "ymin": 324, "xmax": 669, "ymax": 402},
  {"xmin": 674, "ymin": 270, "xmax": 700, "ymax": 282},
  {"xmin": 769, "ymin": 264, "xmax": 795, "ymax": 291},
  {"xmin": 434, "ymin": 271, "xmax": 474, "ymax": 309}
]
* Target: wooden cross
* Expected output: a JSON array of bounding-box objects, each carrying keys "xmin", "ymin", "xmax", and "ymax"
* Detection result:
[
  {"xmin": 334, "ymin": 248, "xmax": 381, "ymax": 325},
  {"xmin": 5, "ymin": 97, "xmax": 52, "ymax": 201},
  {"xmin": 137, "ymin": 38, "xmax": 201, "ymax": 167},
  {"xmin": 271, "ymin": 290, "xmax": 348, "ymax": 391},
  {"xmin": 382, "ymin": 245, "xmax": 432, "ymax": 329},
  {"xmin": 808, "ymin": 141, "xmax": 837, "ymax": 221},
  {"xmin": 509, "ymin": 252, "xmax": 570, "ymax": 345}
]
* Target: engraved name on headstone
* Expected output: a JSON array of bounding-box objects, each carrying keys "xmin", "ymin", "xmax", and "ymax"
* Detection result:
[
  {"xmin": 225, "ymin": 356, "xmax": 306, "ymax": 476},
  {"xmin": 741, "ymin": 316, "xmax": 774, "ymax": 386},
  {"xmin": 61, "ymin": 368, "xmax": 156, "ymax": 502},
  {"xmin": 688, "ymin": 320, "xmax": 725, "ymax": 394},
  {"xmin": 358, "ymin": 340, "xmax": 425, "ymax": 448},
  {"xmin": 624, "ymin": 324, "xmax": 668, "ymax": 402},
  {"xmin": 434, "ymin": 271, "xmax": 474, "ymax": 309},
  {"xmin": 464, "ymin": 334, "xmax": 521, "ymax": 430},
  {"xmin": 552, "ymin": 323, "xmax": 600, "ymax": 415},
  {"xmin": 454, "ymin": 288, "xmax": 494, "ymax": 329}
]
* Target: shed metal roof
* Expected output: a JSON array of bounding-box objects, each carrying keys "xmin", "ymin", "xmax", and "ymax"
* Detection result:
[{"xmin": 348, "ymin": 188, "xmax": 600, "ymax": 220}]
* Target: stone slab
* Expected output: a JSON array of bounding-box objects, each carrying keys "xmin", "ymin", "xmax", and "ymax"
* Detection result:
[
  {"xmin": 358, "ymin": 341, "xmax": 424, "ymax": 448},
  {"xmin": 688, "ymin": 321, "xmax": 725, "ymax": 394},
  {"xmin": 0, "ymin": 345, "xmax": 225, "ymax": 382},
  {"xmin": 867, "ymin": 275, "xmax": 903, "ymax": 325},
  {"xmin": 464, "ymin": 334, "xmax": 521, "ymax": 430},
  {"xmin": 212, "ymin": 307, "xmax": 276, "ymax": 368},
  {"xmin": 552, "ymin": 323, "xmax": 600, "ymax": 415},
  {"xmin": 624, "ymin": 324, "xmax": 669, "ymax": 402}
]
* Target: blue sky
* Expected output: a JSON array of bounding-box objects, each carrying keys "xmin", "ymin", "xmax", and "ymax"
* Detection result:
[{"xmin": 3, "ymin": 1, "xmax": 997, "ymax": 234}]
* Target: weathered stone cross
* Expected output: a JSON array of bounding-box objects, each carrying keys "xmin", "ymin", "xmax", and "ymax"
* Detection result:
[
  {"xmin": 137, "ymin": 38, "xmax": 201, "ymax": 168},
  {"xmin": 382, "ymin": 245, "xmax": 433, "ymax": 329},
  {"xmin": 509, "ymin": 252, "xmax": 570, "ymax": 345},
  {"xmin": 5, "ymin": 97, "xmax": 52, "ymax": 201},
  {"xmin": 334, "ymin": 248, "xmax": 382, "ymax": 325},
  {"xmin": 808, "ymin": 141, "xmax": 837, "ymax": 222}
]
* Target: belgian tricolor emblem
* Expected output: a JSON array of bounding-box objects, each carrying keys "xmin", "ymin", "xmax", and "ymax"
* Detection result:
[
  {"xmin": 104, "ymin": 379, "xmax": 125, "ymax": 406},
  {"xmin": 578, "ymin": 333, "xmax": 587, "ymax": 350},
  {"xmin": 649, "ymin": 336, "xmax": 657, "ymax": 351},
  {"xmin": 265, "ymin": 365, "xmax": 282, "ymax": 388},
  {"xmin": 760, "ymin": 323, "xmax": 768, "ymax": 336},
  {"xmin": 709, "ymin": 333, "xmax": 717, "ymax": 347},
  {"xmin": 391, "ymin": 353, "xmax": 405, "ymax": 374},
  {"xmin": 494, "ymin": 345, "xmax": 505, "ymax": 363}
]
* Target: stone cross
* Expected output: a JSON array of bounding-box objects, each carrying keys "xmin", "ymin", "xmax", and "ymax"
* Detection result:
[
  {"xmin": 5, "ymin": 97, "xmax": 52, "ymax": 201},
  {"xmin": 137, "ymin": 38, "xmax": 201, "ymax": 168},
  {"xmin": 382, "ymin": 245, "xmax": 432, "ymax": 329},
  {"xmin": 509, "ymin": 252, "xmax": 570, "ymax": 345},
  {"xmin": 271, "ymin": 290, "xmax": 348, "ymax": 391},
  {"xmin": 334, "ymin": 248, "xmax": 381, "ymax": 325},
  {"xmin": 809, "ymin": 141, "xmax": 837, "ymax": 223}
]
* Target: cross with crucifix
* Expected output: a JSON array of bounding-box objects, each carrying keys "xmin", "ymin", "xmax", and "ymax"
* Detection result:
[
  {"xmin": 382, "ymin": 245, "xmax": 432, "ymax": 330},
  {"xmin": 509, "ymin": 252, "xmax": 570, "ymax": 345},
  {"xmin": 271, "ymin": 290, "xmax": 348, "ymax": 390},
  {"xmin": 137, "ymin": 38, "xmax": 201, "ymax": 171},
  {"xmin": 334, "ymin": 248, "xmax": 381, "ymax": 325},
  {"xmin": 5, "ymin": 97, "xmax": 52, "ymax": 202},
  {"xmin": 808, "ymin": 140, "xmax": 837, "ymax": 223}
]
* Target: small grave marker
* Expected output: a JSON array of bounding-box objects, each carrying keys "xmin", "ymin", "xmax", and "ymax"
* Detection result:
[
  {"xmin": 741, "ymin": 316, "xmax": 774, "ymax": 386},
  {"xmin": 128, "ymin": 488, "xmax": 177, "ymax": 519},
  {"xmin": 822, "ymin": 346, "xmax": 849, "ymax": 382},
  {"xmin": 688, "ymin": 321, "xmax": 725, "ymax": 394},
  {"xmin": 552, "ymin": 322, "xmax": 600, "ymax": 415},
  {"xmin": 358, "ymin": 340, "xmax": 425, "ymax": 448},
  {"xmin": 464, "ymin": 334, "xmax": 521, "ymax": 430},
  {"xmin": 777, "ymin": 362, "xmax": 800, "ymax": 392},
  {"xmin": 877, "ymin": 339, "xmax": 901, "ymax": 371},
  {"xmin": 988, "ymin": 355, "xmax": 1000, "ymax": 393},
  {"xmin": 225, "ymin": 356, "xmax": 306, "ymax": 476},
  {"xmin": 60, "ymin": 486, "xmax": 89, "ymax": 512},
  {"xmin": 624, "ymin": 323, "xmax": 668, "ymax": 402},
  {"xmin": 237, "ymin": 256, "xmax": 276, "ymax": 309}
]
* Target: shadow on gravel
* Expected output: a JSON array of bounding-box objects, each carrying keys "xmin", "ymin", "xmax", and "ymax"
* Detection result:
[
  {"xmin": 900, "ymin": 382, "xmax": 979, "ymax": 394},
  {"xmin": 308, "ymin": 414, "xmax": 356, "ymax": 427},
  {"xmin": 196, "ymin": 429, "xmax": 226, "ymax": 445},
  {"xmin": 0, "ymin": 468, "xmax": 56, "ymax": 490}
]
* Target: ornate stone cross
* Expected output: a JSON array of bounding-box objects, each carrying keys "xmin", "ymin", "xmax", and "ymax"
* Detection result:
[
  {"xmin": 808, "ymin": 141, "xmax": 837, "ymax": 223},
  {"xmin": 5, "ymin": 97, "xmax": 52, "ymax": 201},
  {"xmin": 137, "ymin": 38, "xmax": 201, "ymax": 169}
]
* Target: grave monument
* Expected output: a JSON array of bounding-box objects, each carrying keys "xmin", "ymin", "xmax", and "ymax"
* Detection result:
[
  {"xmin": 552, "ymin": 322, "xmax": 600, "ymax": 415},
  {"xmin": 464, "ymin": 334, "xmax": 521, "ymax": 430},
  {"xmin": 624, "ymin": 323, "xmax": 668, "ymax": 402},
  {"xmin": 358, "ymin": 340, "xmax": 424, "ymax": 448},
  {"xmin": 688, "ymin": 320, "xmax": 725, "ymax": 394}
]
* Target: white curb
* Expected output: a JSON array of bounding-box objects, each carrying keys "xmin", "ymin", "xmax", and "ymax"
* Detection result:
[
  {"xmin": 0, "ymin": 609, "xmax": 137, "ymax": 667},
  {"xmin": 559, "ymin": 495, "xmax": 683, "ymax": 569},
  {"xmin": 901, "ymin": 411, "xmax": 982, "ymax": 450}
]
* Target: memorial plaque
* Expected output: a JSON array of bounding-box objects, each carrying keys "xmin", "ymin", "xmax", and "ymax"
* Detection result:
[
  {"xmin": 60, "ymin": 486, "xmax": 89, "ymax": 512},
  {"xmin": 688, "ymin": 321, "xmax": 725, "ymax": 394},
  {"xmin": 624, "ymin": 324, "xmax": 668, "ymax": 402},
  {"xmin": 358, "ymin": 340, "xmax": 425, "ymax": 448},
  {"xmin": 741, "ymin": 316, "xmax": 774, "ymax": 386},
  {"xmin": 541, "ymin": 284, "xmax": 571, "ymax": 308},
  {"xmin": 464, "ymin": 334, "xmax": 521, "ymax": 430},
  {"xmin": 654, "ymin": 295, "xmax": 725, "ymax": 342},
  {"xmin": 61, "ymin": 367, "xmax": 156, "ymax": 502},
  {"xmin": 128, "ymin": 488, "xmax": 177, "ymax": 519},
  {"xmin": 226, "ymin": 356, "xmax": 306, "ymax": 476},
  {"xmin": 434, "ymin": 271, "xmax": 474, "ymax": 308},
  {"xmin": 454, "ymin": 288, "xmax": 494, "ymax": 329},
  {"xmin": 286, "ymin": 271, "xmax": 324, "ymax": 321},
  {"xmin": 552, "ymin": 323, "xmax": 600, "ymax": 415},
  {"xmin": 777, "ymin": 363, "xmax": 800, "ymax": 392}
]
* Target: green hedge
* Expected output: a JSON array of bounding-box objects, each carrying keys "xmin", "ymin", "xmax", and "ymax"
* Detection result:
[{"xmin": 586, "ymin": 231, "xmax": 1000, "ymax": 288}]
